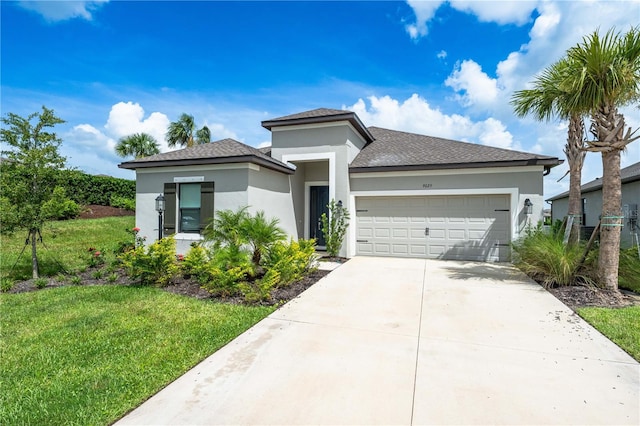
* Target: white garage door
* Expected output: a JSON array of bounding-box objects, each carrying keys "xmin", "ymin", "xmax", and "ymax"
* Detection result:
[{"xmin": 356, "ymin": 195, "xmax": 511, "ymax": 262}]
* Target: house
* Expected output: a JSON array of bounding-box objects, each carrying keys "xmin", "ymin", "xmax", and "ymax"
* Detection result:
[
  {"xmin": 119, "ymin": 108, "xmax": 561, "ymax": 261},
  {"xmin": 547, "ymin": 161, "xmax": 640, "ymax": 248}
]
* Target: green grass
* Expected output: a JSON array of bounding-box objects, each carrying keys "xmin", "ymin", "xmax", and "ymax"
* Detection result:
[
  {"xmin": 0, "ymin": 217, "xmax": 134, "ymax": 280},
  {"xmin": 0, "ymin": 285, "xmax": 274, "ymax": 425},
  {"xmin": 578, "ymin": 306, "xmax": 640, "ymax": 362},
  {"xmin": 619, "ymin": 248, "xmax": 640, "ymax": 293}
]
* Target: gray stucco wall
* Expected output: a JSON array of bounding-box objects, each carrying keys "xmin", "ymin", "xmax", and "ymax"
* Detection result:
[
  {"xmin": 135, "ymin": 165, "xmax": 251, "ymax": 254},
  {"xmin": 247, "ymin": 166, "xmax": 297, "ymax": 239},
  {"xmin": 551, "ymin": 180, "xmax": 640, "ymax": 247}
]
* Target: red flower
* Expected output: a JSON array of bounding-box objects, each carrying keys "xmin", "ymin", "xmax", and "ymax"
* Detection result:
[
  {"xmin": 177, "ymin": 254, "xmax": 185, "ymax": 261},
  {"xmin": 132, "ymin": 227, "xmax": 140, "ymax": 232},
  {"xmin": 94, "ymin": 251, "xmax": 101, "ymax": 257}
]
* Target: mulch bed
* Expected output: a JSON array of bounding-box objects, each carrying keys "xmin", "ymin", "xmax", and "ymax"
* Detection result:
[
  {"xmin": 547, "ymin": 285, "xmax": 639, "ymax": 310},
  {"xmin": 78, "ymin": 205, "xmax": 135, "ymax": 219},
  {"xmin": 6, "ymin": 266, "xmax": 331, "ymax": 307}
]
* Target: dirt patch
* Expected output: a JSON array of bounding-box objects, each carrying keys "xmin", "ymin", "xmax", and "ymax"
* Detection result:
[
  {"xmin": 78, "ymin": 205, "xmax": 135, "ymax": 219},
  {"xmin": 547, "ymin": 285, "xmax": 639, "ymax": 310}
]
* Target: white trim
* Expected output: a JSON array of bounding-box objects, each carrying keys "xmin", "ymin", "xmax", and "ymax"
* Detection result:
[
  {"xmin": 137, "ymin": 163, "xmax": 259, "ymax": 174},
  {"xmin": 271, "ymin": 120, "xmax": 365, "ymax": 142},
  {"xmin": 282, "ymin": 152, "xmax": 336, "ymax": 203},
  {"xmin": 347, "ymin": 188, "xmax": 519, "ymax": 258},
  {"xmin": 349, "ymin": 165, "xmax": 543, "ymax": 178},
  {"xmin": 174, "ymin": 176, "xmax": 204, "ymax": 183},
  {"xmin": 305, "ymin": 181, "xmax": 329, "ymax": 248}
]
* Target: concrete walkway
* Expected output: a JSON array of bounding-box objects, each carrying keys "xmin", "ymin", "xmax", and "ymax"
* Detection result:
[{"xmin": 116, "ymin": 257, "xmax": 639, "ymax": 425}]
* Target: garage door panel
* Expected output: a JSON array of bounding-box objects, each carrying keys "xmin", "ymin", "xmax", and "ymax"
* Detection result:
[{"xmin": 356, "ymin": 195, "xmax": 511, "ymax": 262}]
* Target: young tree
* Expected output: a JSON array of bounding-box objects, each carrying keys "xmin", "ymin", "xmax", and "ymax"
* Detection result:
[
  {"xmin": 166, "ymin": 113, "xmax": 211, "ymax": 148},
  {"xmin": 0, "ymin": 107, "xmax": 66, "ymax": 278},
  {"xmin": 564, "ymin": 27, "xmax": 640, "ymax": 289},
  {"xmin": 115, "ymin": 132, "xmax": 160, "ymax": 158},
  {"xmin": 320, "ymin": 199, "xmax": 350, "ymax": 258},
  {"xmin": 511, "ymin": 58, "xmax": 587, "ymax": 244}
]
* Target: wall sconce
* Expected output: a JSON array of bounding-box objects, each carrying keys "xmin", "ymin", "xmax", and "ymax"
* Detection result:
[{"xmin": 524, "ymin": 198, "xmax": 533, "ymax": 215}]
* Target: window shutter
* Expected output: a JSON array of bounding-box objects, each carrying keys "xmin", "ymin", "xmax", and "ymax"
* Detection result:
[
  {"xmin": 200, "ymin": 182, "xmax": 214, "ymax": 232},
  {"xmin": 163, "ymin": 183, "xmax": 176, "ymax": 237}
]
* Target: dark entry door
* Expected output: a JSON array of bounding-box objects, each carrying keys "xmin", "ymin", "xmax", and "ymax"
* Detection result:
[{"xmin": 309, "ymin": 185, "xmax": 329, "ymax": 247}]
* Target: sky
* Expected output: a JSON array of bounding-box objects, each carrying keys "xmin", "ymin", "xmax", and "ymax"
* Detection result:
[{"xmin": 1, "ymin": 0, "xmax": 639, "ymax": 200}]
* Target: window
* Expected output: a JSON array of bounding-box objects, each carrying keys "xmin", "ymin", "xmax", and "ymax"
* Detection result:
[
  {"xmin": 162, "ymin": 182, "xmax": 214, "ymax": 236},
  {"xmin": 179, "ymin": 183, "xmax": 201, "ymax": 233}
]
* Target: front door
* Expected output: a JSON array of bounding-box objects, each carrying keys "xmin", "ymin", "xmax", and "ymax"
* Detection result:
[{"xmin": 309, "ymin": 185, "xmax": 329, "ymax": 247}]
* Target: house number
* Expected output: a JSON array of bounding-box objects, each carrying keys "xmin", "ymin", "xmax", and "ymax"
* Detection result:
[{"xmin": 422, "ymin": 183, "xmax": 433, "ymax": 188}]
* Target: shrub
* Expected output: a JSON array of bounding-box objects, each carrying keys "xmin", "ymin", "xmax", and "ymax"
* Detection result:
[
  {"xmin": 55, "ymin": 169, "xmax": 135, "ymax": 206},
  {"xmin": 619, "ymin": 248, "xmax": 640, "ymax": 293},
  {"xmin": 320, "ymin": 199, "xmax": 350, "ymax": 257},
  {"xmin": 181, "ymin": 245, "xmax": 214, "ymax": 283},
  {"xmin": 238, "ymin": 269, "xmax": 280, "ymax": 303},
  {"xmin": 1, "ymin": 277, "xmax": 14, "ymax": 292},
  {"xmin": 34, "ymin": 277, "xmax": 48, "ymax": 289},
  {"xmin": 110, "ymin": 195, "xmax": 136, "ymax": 211},
  {"xmin": 511, "ymin": 225, "xmax": 597, "ymax": 288},
  {"xmin": 40, "ymin": 187, "xmax": 81, "ymax": 220},
  {"xmin": 119, "ymin": 236, "xmax": 179, "ymax": 286},
  {"xmin": 91, "ymin": 270, "xmax": 103, "ymax": 279},
  {"xmin": 70, "ymin": 276, "xmax": 82, "ymax": 285},
  {"xmin": 201, "ymin": 245, "xmax": 254, "ymax": 296},
  {"xmin": 107, "ymin": 273, "xmax": 118, "ymax": 283},
  {"xmin": 263, "ymin": 239, "xmax": 317, "ymax": 287}
]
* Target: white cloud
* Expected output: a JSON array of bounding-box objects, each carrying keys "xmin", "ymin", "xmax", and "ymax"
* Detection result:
[
  {"xmin": 345, "ymin": 94, "xmax": 516, "ymax": 149},
  {"xmin": 449, "ymin": 1, "xmax": 537, "ymax": 25},
  {"xmin": 445, "ymin": 60, "xmax": 499, "ymax": 107},
  {"xmin": 257, "ymin": 141, "xmax": 272, "ymax": 149},
  {"xmin": 201, "ymin": 122, "xmax": 239, "ymax": 142},
  {"xmin": 104, "ymin": 102, "xmax": 171, "ymax": 152},
  {"xmin": 18, "ymin": 0, "xmax": 108, "ymax": 22},
  {"xmin": 405, "ymin": 0, "xmax": 444, "ymax": 39},
  {"xmin": 437, "ymin": 50, "xmax": 447, "ymax": 59}
]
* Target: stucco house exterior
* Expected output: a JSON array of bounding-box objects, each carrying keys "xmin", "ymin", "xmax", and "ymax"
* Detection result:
[
  {"xmin": 119, "ymin": 108, "xmax": 561, "ymax": 261},
  {"xmin": 547, "ymin": 161, "xmax": 640, "ymax": 248}
]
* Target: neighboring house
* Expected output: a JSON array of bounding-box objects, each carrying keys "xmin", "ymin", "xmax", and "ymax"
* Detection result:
[
  {"xmin": 547, "ymin": 161, "xmax": 640, "ymax": 248},
  {"xmin": 119, "ymin": 108, "xmax": 561, "ymax": 261}
]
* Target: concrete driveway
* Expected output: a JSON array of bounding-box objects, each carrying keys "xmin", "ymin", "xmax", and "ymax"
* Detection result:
[{"xmin": 116, "ymin": 257, "xmax": 639, "ymax": 425}]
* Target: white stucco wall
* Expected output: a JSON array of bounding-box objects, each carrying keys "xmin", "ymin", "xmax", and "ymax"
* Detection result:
[{"xmin": 247, "ymin": 166, "xmax": 297, "ymax": 239}]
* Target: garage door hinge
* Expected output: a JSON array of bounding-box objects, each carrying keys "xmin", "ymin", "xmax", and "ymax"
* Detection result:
[
  {"xmin": 494, "ymin": 209, "xmax": 510, "ymax": 212},
  {"xmin": 356, "ymin": 209, "xmax": 368, "ymax": 212},
  {"xmin": 357, "ymin": 239, "xmax": 369, "ymax": 243}
]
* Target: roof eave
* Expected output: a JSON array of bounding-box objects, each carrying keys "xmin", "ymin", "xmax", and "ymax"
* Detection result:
[
  {"xmin": 261, "ymin": 113, "xmax": 375, "ymax": 143},
  {"xmin": 118, "ymin": 155, "xmax": 295, "ymax": 175},
  {"xmin": 349, "ymin": 158, "xmax": 562, "ymax": 173}
]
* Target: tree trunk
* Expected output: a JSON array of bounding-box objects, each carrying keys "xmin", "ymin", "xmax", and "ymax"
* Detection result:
[
  {"xmin": 31, "ymin": 228, "xmax": 39, "ymax": 279},
  {"xmin": 598, "ymin": 149, "xmax": 622, "ymax": 290},
  {"xmin": 565, "ymin": 115, "xmax": 585, "ymax": 245}
]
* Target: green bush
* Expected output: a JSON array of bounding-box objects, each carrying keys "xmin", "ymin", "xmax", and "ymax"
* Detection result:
[
  {"xmin": 1, "ymin": 277, "xmax": 14, "ymax": 292},
  {"xmin": 110, "ymin": 195, "xmax": 136, "ymax": 211},
  {"xmin": 238, "ymin": 269, "xmax": 280, "ymax": 303},
  {"xmin": 201, "ymin": 245, "xmax": 254, "ymax": 296},
  {"xmin": 40, "ymin": 187, "xmax": 81, "ymax": 220},
  {"xmin": 511, "ymin": 225, "xmax": 596, "ymax": 288},
  {"xmin": 181, "ymin": 244, "xmax": 212, "ymax": 283},
  {"xmin": 34, "ymin": 277, "xmax": 48, "ymax": 289},
  {"xmin": 619, "ymin": 248, "xmax": 640, "ymax": 293},
  {"xmin": 55, "ymin": 169, "xmax": 135, "ymax": 206},
  {"xmin": 119, "ymin": 236, "xmax": 179, "ymax": 286},
  {"xmin": 263, "ymin": 239, "xmax": 317, "ymax": 287}
]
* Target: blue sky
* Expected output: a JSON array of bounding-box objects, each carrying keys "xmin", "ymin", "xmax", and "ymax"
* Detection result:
[{"xmin": 2, "ymin": 0, "xmax": 639, "ymax": 199}]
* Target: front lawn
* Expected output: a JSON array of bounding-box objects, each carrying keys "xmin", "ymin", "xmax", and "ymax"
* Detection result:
[
  {"xmin": 1, "ymin": 216, "xmax": 134, "ymax": 280},
  {"xmin": 578, "ymin": 306, "xmax": 640, "ymax": 362},
  {"xmin": 0, "ymin": 285, "xmax": 274, "ymax": 425}
]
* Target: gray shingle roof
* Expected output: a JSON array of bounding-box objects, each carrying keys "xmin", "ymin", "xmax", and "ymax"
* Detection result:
[
  {"xmin": 118, "ymin": 138, "xmax": 294, "ymax": 174},
  {"xmin": 261, "ymin": 108, "xmax": 374, "ymax": 143},
  {"xmin": 350, "ymin": 127, "xmax": 561, "ymax": 171},
  {"xmin": 547, "ymin": 161, "xmax": 640, "ymax": 201}
]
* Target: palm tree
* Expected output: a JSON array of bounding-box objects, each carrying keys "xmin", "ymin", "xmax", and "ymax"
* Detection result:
[
  {"xmin": 564, "ymin": 27, "xmax": 640, "ymax": 290},
  {"xmin": 166, "ymin": 113, "xmax": 211, "ymax": 148},
  {"xmin": 115, "ymin": 133, "xmax": 160, "ymax": 159},
  {"xmin": 511, "ymin": 58, "xmax": 587, "ymax": 244},
  {"xmin": 242, "ymin": 211, "xmax": 286, "ymax": 266}
]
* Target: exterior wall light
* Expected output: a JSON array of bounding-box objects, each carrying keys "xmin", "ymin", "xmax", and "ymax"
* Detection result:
[{"xmin": 524, "ymin": 198, "xmax": 533, "ymax": 215}]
